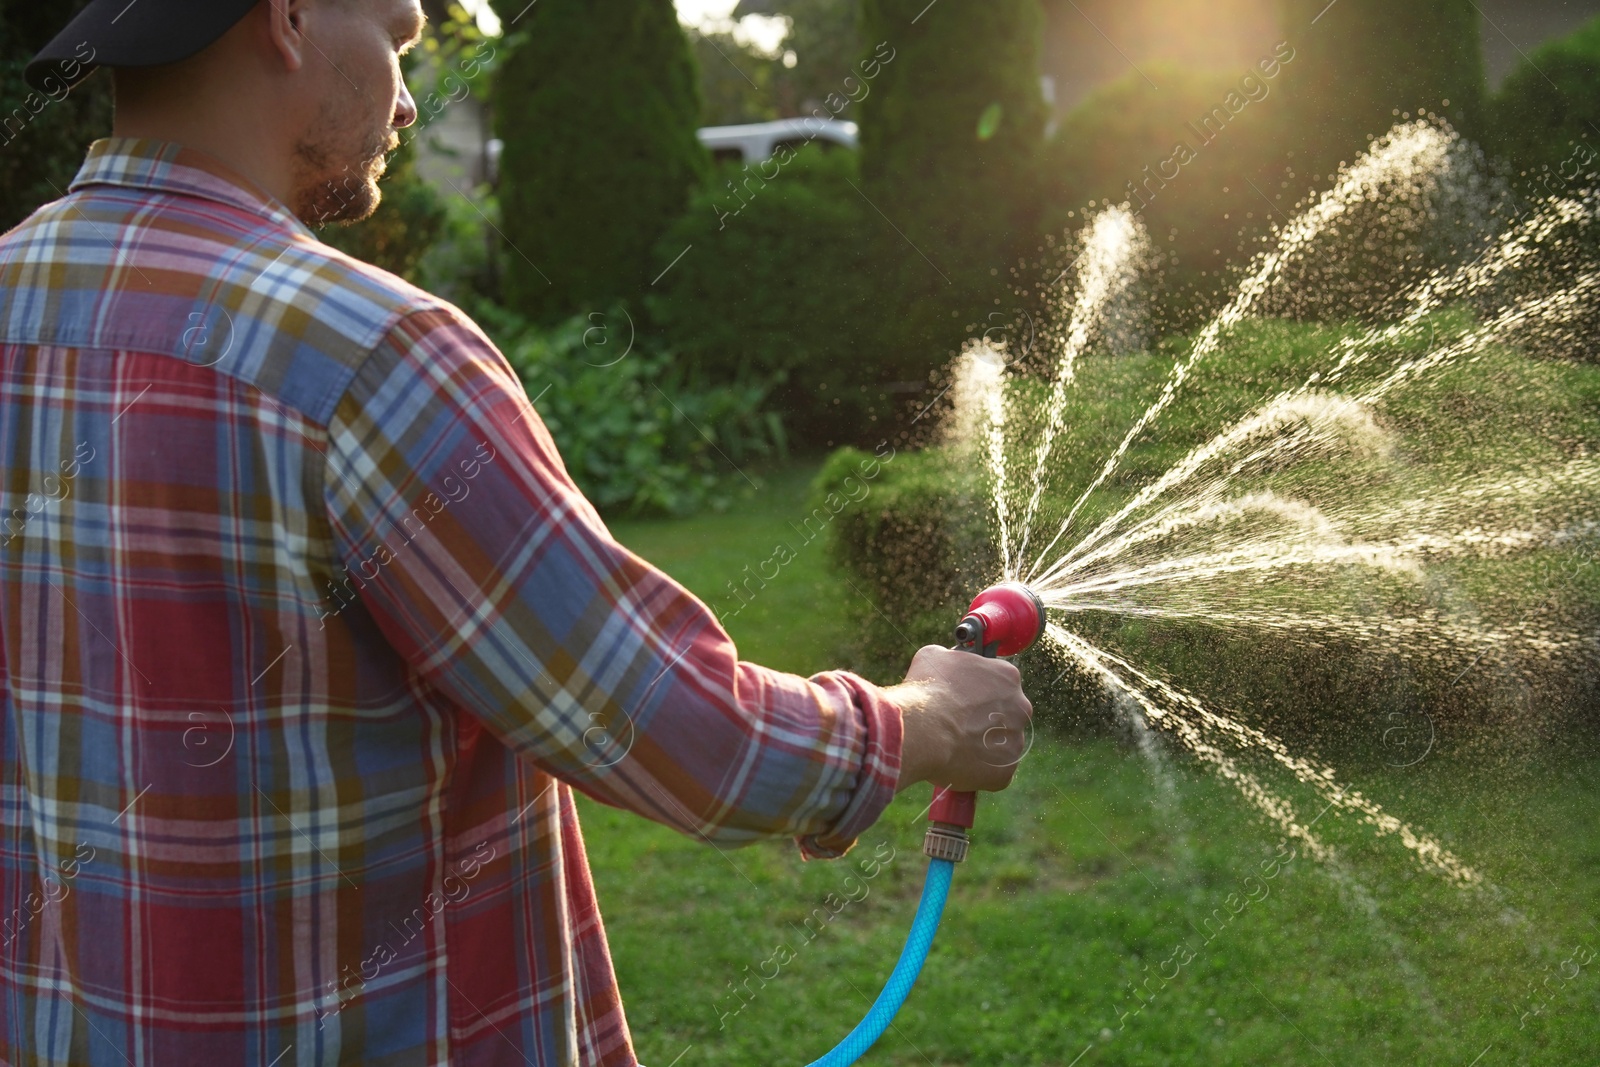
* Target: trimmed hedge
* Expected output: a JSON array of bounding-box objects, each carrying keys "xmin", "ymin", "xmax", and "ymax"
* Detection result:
[
  {"xmin": 819, "ymin": 317, "xmax": 1600, "ymax": 751},
  {"xmin": 812, "ymin": 443, "xmax": 994, "ymax": 679}
]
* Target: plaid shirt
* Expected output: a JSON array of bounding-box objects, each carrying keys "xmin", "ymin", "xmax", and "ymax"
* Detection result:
[{"xmin": 0, "ymin": 138, "xmax": 902, "ymax": 1067}]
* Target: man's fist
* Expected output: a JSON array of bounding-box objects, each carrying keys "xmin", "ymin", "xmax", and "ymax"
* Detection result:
[{"xmin": 889, "ymin": 645, "xmax": 1034, "ymax": 794}]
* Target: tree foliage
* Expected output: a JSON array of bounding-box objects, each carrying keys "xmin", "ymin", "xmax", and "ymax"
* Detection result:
[
  {"xmin": 856, "ymin": 0, "xmax": 1049, "ymax": 375},
  {"xmin": 0, "ymin": 0, "xmax": 112, "ymax": 233},
  {"xmin": 490, "ymin": 0, "xmax": 708, "ymax": 321},
  {"xmin": 1484, "ymin": 15, "xmax": 1600, "ymax": 195},
  {"xmin": 689, "ymin": 28, "xmax": 784, "ymax": 126},
  {"xmin": 1274, "ymin": 0, "xmax": 1485, "ymax": 178}
]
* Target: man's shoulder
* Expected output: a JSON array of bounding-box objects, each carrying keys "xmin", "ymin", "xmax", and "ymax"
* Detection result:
[
  {"xmin": 260, "ymin": 228, "xmax": 463, "ymax": 345},
  {"xmin": 0, "ymin": 188, "xmax": 478, "ymax": 427}
]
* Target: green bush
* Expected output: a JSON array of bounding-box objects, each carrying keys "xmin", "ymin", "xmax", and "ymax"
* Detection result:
[
  {"xmin": 409, "ymin": 183, "xmax": 500, "ymax": 307},
  {"xmin": 812, "ymin": 445, "xmax": 994, "ymax": 680},
  {"xmin": 1274, "ymin": 0, "xmax": 1485, "ymax": 178},
  {"xmin": 1484, "ymin": 15, "xmax": 1600, "ymax": 198},
  {"xmin": 0, "ymin": 1, "xmax": 112, "ymax": 233},
  {"xmin": 490, "ymin": 0, "xmax": 708, "ymax": 320},
  {"xmin": 648, "ymin": 146, "xmax": 894, "ymax": 446},
  {"xmin": 820, "ymin": 317, "xmax": 1600, "ymax": 743},
  {"xmin": 478, "ymin": 305, "xmax": 787, "ymax": 517}
]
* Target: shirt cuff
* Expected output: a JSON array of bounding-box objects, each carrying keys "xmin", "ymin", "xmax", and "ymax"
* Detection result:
[{"xmin": 793, "ymin": 670, "xmax": 904, "ymax": 860}]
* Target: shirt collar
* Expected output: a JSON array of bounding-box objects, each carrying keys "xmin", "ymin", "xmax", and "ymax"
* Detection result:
[{"xmin": 69, "ymin": 137, "xmax": 314, "ymax": 238}]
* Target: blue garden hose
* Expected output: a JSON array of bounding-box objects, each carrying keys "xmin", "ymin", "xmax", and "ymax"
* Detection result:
[
  {"xmin": 797, "ymin": 581, "xmax": 1044, "ymax": 1066},
  {"xmin": 802, "ymin": 857, "xmax": 955, "ymax": 1067}
]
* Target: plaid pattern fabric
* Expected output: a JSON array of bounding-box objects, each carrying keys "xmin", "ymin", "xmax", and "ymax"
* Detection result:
[{"xmin": 0, "ymin": 138, "xmax": 903, "ymax": 1067}]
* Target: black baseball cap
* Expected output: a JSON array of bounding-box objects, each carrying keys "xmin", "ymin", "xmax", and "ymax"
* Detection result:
[{"xmin": 25, "ymin": 0, "xmax": 260, "ymax": 94}]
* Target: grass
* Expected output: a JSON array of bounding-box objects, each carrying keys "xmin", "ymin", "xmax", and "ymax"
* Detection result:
[
  {"xmin": 591, "ymin": 459, "xmax": 1600, "ymax": 1067},
  {"xmin": 607, "ymin": 461, "xmax": 858, "ymax": 676}
]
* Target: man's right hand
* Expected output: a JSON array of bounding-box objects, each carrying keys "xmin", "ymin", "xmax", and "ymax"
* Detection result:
[{"xmin": 887, "ymin": 645, "xmax": 1034, "ymax": 795}]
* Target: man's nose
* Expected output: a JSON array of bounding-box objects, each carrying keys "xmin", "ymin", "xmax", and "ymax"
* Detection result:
[{"xmin": 394, "ymin": 79, "xmax": 418, "ymax": 129}]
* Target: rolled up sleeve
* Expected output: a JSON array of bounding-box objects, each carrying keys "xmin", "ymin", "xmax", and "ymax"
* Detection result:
[{"xmin": 322, "ymin": 306, "xmax": 902, "ymax": 859}]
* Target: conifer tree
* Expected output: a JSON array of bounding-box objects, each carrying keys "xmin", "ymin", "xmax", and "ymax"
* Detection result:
[
  {"xmin": 857, "ymin": 0, "xmax": 1048, "ymax": 374},
  {"xmin": 491, "ymin": 0, "xmax": 708, "ymax": 319}
]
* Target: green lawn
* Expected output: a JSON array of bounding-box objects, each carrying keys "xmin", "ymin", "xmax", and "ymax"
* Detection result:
[{"xmin": 593, "ymin": 461, "xmax": 1600, "ymax": 1067}]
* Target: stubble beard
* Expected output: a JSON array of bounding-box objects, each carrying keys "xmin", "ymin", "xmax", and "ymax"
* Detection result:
[{"xmin": 294, "ymin": 105, "xmax": 399, "ymax": 227}]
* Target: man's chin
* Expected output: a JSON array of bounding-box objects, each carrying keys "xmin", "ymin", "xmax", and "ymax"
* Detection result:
[
  {"xmin": 313, "ymin": 200, "xmax": 382, "ymax": 228},
  {"xmin": 299, "ymin": 179, "xmax": 382, "ymax": 228}
]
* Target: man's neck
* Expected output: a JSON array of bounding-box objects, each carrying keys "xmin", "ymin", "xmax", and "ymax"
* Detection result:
[{"xmin": 112, "ymin": 105, "xmax": 296, "ymax": 212}]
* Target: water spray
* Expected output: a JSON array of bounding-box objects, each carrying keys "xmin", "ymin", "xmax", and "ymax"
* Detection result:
[{"xmin": 803, "ymin": 582, "xmax": 1045, "ymax": 1067}]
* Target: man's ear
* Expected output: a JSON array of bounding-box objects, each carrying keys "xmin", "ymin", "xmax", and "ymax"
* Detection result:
[{"xmin": 265, "ymin": 0, "xmax": 312, "ymax": 73}]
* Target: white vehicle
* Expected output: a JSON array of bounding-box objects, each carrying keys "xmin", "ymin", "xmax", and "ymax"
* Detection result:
[
  {"xmin": 696, "ymin": 117, "xmax": 859, "ymax": 164},
  {"xmin": 481, "ymin": 118, "xmax": 857, "ymax": 185}
]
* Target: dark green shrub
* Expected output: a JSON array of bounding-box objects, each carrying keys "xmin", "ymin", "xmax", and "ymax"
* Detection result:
[
  {"xmin": 648, "ymin": 146, "xmax": 892, "ymax": 446},
  {"xmin": 479, "ymin": 304, "xmax": 786, "ymax": 517},
  {"xmin": 408, "ymin": 184, "xmax": 500, "ymax": 308},
  {"xmin": 491, "ymin": 0, "xmax": 708, "ymax": 320},
  {"xmin": 1484, "ymin": 15, "xmax": 1600, "ymax": 198},
  {"xmin": 0, "ymin": 1, "xmax": 112, "ymax": 233},
  {"xmin": 1275, "ymin": 0, "xmax": 1485, "ymax": 179}
]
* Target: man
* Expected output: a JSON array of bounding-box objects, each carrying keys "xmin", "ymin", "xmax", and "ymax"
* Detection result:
[{"xmin": 0, "ymin": 1, "xmax": 1031, "ymax": 1064}]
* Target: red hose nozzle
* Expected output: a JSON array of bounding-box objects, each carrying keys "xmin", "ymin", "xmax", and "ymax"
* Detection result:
[
  {"xmin": 952, "ymin": 582, "xmax": 1046, "ymax": 659},
  {"xmin": 928, "ymin": 583, "xmax": 1046, "ymax": 842}
]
